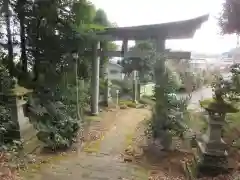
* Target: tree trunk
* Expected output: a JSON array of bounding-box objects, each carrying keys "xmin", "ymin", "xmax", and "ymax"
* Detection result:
[
  {"xmin": 19, "ymin": 13, "xmax": 27, "ymax": 72},
  {"xmin": 33, "ymin": 18, "xmax": 41, "ymax": 82},
  {"xmin": 3, "ymin": 0, "xmax": 14, "ymax": 63}
]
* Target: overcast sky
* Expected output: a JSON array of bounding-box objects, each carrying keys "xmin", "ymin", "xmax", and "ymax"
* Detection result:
[{"xmin": 90, "ymin": 0, "xmax": 238, "ymax": 54}]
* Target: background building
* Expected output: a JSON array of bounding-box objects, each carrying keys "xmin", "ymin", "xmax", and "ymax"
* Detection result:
[{"xmin": 107, "ymin": 61, "xmax": 124, "ymax": 81}]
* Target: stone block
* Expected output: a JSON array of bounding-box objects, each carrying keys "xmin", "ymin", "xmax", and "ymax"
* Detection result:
[
  {"xmin": 194, "ymin": 140, "xmax": 231, "ymax": 177},
  {"xmin": 184, "ymin": 147, "xmax": 231, "ymax": 179},
  {"xmin": 201, "ymin": 134, "xmax": 228, "ymax": 156},
  {"xmin": 17, "ymin": 98, "xmax": 41, "ymax": 153}
]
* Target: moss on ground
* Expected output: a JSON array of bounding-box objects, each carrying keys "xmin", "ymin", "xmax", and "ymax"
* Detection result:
[
  {"xmin": 125, "ymin": 133, "xmax": 134, "ymax": 148},
  {"xmin": 19, "ymin": 151, "xmax": 71, "ymax": 179},
  {"xmin": 119, "ymin": 100, "xmax": 137, "ymax": 108},
  {"xmin": 83, "ymin": 136, "xmax": 103, "ymax": 153},
  {"xmin": 84, "ymin": 115, "xmax": 101, "ymax": 122}
]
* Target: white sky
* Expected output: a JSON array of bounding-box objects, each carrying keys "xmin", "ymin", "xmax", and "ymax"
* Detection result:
[{"xmin": 90, "ymin": 0, "xmax": 238, "ymax": 54}]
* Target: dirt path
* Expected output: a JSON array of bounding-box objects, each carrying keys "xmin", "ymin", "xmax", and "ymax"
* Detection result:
[{"xmin": 20, "ymin": 108, "xmax": 151, "ymax": 180}]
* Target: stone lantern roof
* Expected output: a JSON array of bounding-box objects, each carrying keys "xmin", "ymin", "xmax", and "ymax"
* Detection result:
[
  {"xmin": 200, "ymin": 98, "xmax": 238, "ymax": 114},
  {"xmin": 96, "ymin": 14, "xmax": 209, "ymax": 40}
]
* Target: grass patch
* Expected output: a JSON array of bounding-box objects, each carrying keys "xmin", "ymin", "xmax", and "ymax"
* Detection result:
[
  {"xmin": 19, "ymin": 149, "xmax": 71, "ymax": 178},
  {"xmin": 84, "ymin": 115, "xmax": 101, "ymax": 122},
  {"xmin": 125, "ymin": 133, "xmax": 134, "ymax": 147},
  {"xmin": 132, "ymin": 166, "xmax": 149, "ymax": 180},
  {"xmin": 83, "ymin": 138, "xmax": 102, "ymax": 153},
  {"xmin": 119, "ymin": 100, "xmax": 137, "ymax": 108},
  {"xmin": 139, "ymin": 96, "xmax": 155, "ymax": 106}
]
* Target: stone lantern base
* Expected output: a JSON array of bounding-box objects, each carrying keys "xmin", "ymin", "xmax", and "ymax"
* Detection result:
[
  {"xmin": 184, "ymin": 136, "xmax": 232, "ymax": 179},
  {"xmin": 195, "ymin": 137, "xmax": 229, "ymax": 176}
]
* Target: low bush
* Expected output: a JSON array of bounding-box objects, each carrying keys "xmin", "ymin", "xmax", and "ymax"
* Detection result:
[
  {"xmin": 28, "ymin": 100, "xmax": 80, "ymax": 150},
  {"xmin": 25, "ymin": 78, "xmax": 90, "ymax": 150},
  {"xmin": 0, "ymin": 64, "xmax": 22, "ymax": 148}
]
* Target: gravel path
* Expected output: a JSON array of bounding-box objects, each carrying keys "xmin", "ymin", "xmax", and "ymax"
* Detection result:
[{"xmin": 20, "ymin": 108, "xmax": 151, "ymax": 180}]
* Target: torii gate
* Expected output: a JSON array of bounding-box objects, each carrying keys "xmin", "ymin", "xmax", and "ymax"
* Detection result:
[{"xmin": 90, "ymin": 15, "xmax": 209, "ymax": 115}]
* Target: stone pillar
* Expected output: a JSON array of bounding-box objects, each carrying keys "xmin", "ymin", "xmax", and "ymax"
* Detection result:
[
  {"xmin": 79, "ymin": 78, "xmax": 85, "ymax": 118},
  {"xmin": 79, "ymin": 79, "xmax": 84, "ymax": 90},
  {"xmin": 122, "ymin": 39, "xmax": 128, "ymax": 57},
  {"xmin": 137, "ymin": 82, "xmax": 141, "ymax": 100},
  {"xmin": 155, "ymin": 36, "xmax": 166, "ymax": 53},
  {"xmin": 132, "ymin": 70, "xmax": 138, "ymax": 103},
  {"xmin": 100, "ymin": 42, "xmax": 106, "ymax": 78},
  {"xmin": 100, "ymin": 42, "xmax": 112, "ymax": 107},
  {"xmin": 103, "ymin": 67, "xmax": 112, "ymax": 106},
  {"xmin": 91, "ymin": 41, "xmax": 100, "ymax": 115},
  {"xmin": 74, "ymin": 55, "xmax": 81, "ymax": 121},
  {"xmin": 6, "ymin": 95, "xmax": 21, "ymax": 142},
  {"xmin": 154, "ymin": 37, "xmax": 166, "ymax": 103},
  {"xmin": 154, "ymin": 37, "xmax": 173, "ymax": 150}
]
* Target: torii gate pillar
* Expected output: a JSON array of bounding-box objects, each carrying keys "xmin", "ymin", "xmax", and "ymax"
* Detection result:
[
  {"xmin": 155, "ymin": 36, "xmax": 165, "ymax": 53},
  {"xmin": 91, "ymin": 41, "xmax": 100, "ymax": 115}
]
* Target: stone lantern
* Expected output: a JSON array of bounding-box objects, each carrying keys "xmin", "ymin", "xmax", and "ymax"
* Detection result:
[{"xmin": 185, "ymin": 89, "xmax": 238, "ymax": 178}]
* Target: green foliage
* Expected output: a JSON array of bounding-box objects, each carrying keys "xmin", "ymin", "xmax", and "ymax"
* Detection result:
[
  {"xmin": 185, "ymin": 111, "xmax": 207, "ymax": 133},
  {"xmin": 166, "ymin": 66, "xmax": 183, "ymax": 91},
  {"xmin": 212, "ymin": 64, "xmax": 240, "ymax": 102},
  {"xmin": 94, "ymin": 9, "xmax": 111, "ymax": 27},
  {"xmin": 26, "ymin": 81, "xmax": 83, "ymax": 149},
  {"xmin": 0, "ymin": 0, "xmax": 117, "ymax": 151},
  {"xmin": 58, "ymin": 81, "xmax": 90, "ymax": 118},
  {"xmin": 200, "ymin": 98, "xmax": 238, "ymax": 113},
  {"xmin": 99, "ymin": 78, "xmax": 105, "ymax": 95},
  {"xmin": 0, "ymin": 0, "xmax": 117, "ymax": 152},
  {"xmin": 120, "ymin": 41, "xmax": 155, "ymax": 82},
  {"xmin": 111, "ymin": 79, "xmax": 132, "ymax": 95},
  {"xmin": 0, "ymin": 63, "xmax": 22, "ymax": 148},
  {"xmin": 169, "ymin": 59, "xmax": 213, "ymax": 92},
  {"xmin": 26, "ymin": 76, "xmax": 90, "ymax": 149},
  {"xmin": 0, "ymin": 63, "xmax": 15, "ymax": 94},
  {"xmin": 0, "ymin": 105, "xmax": 12, "ymax": 145},
  {"xmin": 179, "ymin": 71, "xmax": 205, "ymax": 91},
  {"xmin": 29, "ymin": 102, "xmax": 79, "ymax": 150},
  {"xmin": 219, "ymin": 0, "xmax": 240, "ymax": 34}
]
